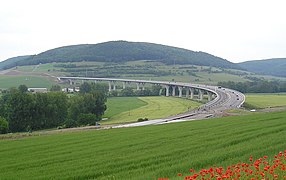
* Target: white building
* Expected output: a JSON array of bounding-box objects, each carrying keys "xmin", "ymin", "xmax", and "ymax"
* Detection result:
[{"xmin": 28, "ymin": 88, "xmax": 48, "ymax": 93}]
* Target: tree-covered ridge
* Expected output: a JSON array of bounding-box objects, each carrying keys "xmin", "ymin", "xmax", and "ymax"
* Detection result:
[
  {"xmin": 238, "ymin": 58, "xmax": 286, "ymax": 77},
  {"xmin": 0, "ymin": 41, "xmax": 241, "ymax": 70},
  {"xmin": 0, "ymin": 55, "xmax": 32, "ymax": 70}
]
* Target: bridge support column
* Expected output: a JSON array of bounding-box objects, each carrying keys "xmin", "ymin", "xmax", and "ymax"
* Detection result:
[
  {"xmin": 122, "ymin": 82, "xmax": 126, "ymax": 89},
  {"xmin": 113, "ymin": 82, "xmax": 116, "ymax": 91},
  {"xmin": 136, "ymin": 83, "xmax": 140, "ymax": 91},
  {"xmin": 108, "ymin": 81, "xmax": 112, "ymax": 92},
  {"xmin": 207, "ymin": 91, "xmax": 212, "ymax": 101},
  {"xmin": 69, "ymin": 80, "xmax": 74, "ymax": 85},
  {"xmin": 165, "ymin": 85, "xmax": 170, "ymax": 97},
  {"xmin": 190, "ymin": 88, "xmax": 194, "ymax": 99},
  {"xmin": 199, "ymin": 89, "xmax": 203, "ymax": 101},
  {"xmin": 186, "ymin": 88, "xmax": 189, "ymax": 98},
  {"xmin": 172, "ymin": 86, "xmax": 176, "ymax": 96},
  {"xmin": 178, "ymin": 86, "xmax": 183, "ymax": 97},
  {"xmin": 142, "ymin": 83, "xmax": 145, "ymax": 90}
]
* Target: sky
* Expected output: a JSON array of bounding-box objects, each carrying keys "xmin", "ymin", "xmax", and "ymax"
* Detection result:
[{"xmin": 1, "ymin": 0, "xmax": 286, "ymax": 63}]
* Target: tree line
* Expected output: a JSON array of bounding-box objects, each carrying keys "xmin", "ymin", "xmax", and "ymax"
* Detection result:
[
  {"xmin": 0, "ymin": 82, "xmax": 165, "ymax": 134},
  {"xmin": 0, "ymin": 84, "xmax": 107, "ymax": 134}
]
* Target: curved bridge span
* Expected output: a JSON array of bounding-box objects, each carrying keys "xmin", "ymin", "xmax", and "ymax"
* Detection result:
[{"xmin": 58, "ymin": 77, "xmax": 245, "ymax": 127}]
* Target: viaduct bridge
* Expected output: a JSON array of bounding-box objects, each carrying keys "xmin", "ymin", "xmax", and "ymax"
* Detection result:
[{"xmin": 58, "ymin": 77, "xmax": 245, "ymax": 127}]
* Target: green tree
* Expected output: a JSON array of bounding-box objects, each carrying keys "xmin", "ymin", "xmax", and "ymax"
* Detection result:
[
  {"xmin": 68, "ymin": 91, "xmax": 107, "ymax": 125},
  {"xmin": 6, "ymin": 90, "xmax": 34, "ymax": 132},
  {"xmin": 81, "ymin": 92, "xmax": 107, "ymax": 120},
  {"xmin": 0, "ymin": 117, "xmax": 8, "ymax": 134},
  {"xmin": 80, "ymin": 82, "xmax": 91, "ymax": 93},
  {"xmin": 46, "ymin": 92, "xmax": 68, "ymax": 127},
  {"xmin": 150, "ymin": 85, "xmax": 161, "ymax": 96},
  {"xmin": 33, "ymin": 92, "xmax": 68, "ymax": 129},
  {"xmin": 80, "ymin": 82, "xmax": 108, "ymax": 95},
  {"xmin": 50, "ymin": 85, "xmax": 61, "ymax": 91},
  {"xmin": 121, "ymin": 87, "xmax": 135, "ymax": 96},
  {"xmin": 18, "ymin": 84, "xmax": 28, "ymax": 93},
  {"xmin": 68, "ymin": 95, "xmax": 84, "ymax": 121},
  {"xmin": 78, "ymin": 113, "xmax": 97, "ymax": 125}
]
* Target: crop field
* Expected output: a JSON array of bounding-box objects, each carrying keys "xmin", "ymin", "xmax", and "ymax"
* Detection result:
[
  {"xmin": 1, "ymin": 111, "xmax": 286, "ymax": 179},
  {"xmin": 0, "ymin": 75, "xmax": 54, "ymax": 89},
  {"xmin": 102, "ymin": 96, "xmax": 201, "ymax": 124},
  {"xmin": 245, "ymin": 93, "xmax": 286, "ymax": 109}
]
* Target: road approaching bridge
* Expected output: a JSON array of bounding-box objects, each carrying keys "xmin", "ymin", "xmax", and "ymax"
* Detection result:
[{"xmin": 57, "ymin": 77, "xmax": 245, "ymax": 127}]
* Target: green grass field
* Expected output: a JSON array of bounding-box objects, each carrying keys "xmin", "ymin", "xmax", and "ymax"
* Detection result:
[
  {"xmin": 245, "ymin": 93, "xmax": 286, "ymax": 109},
  {"xmin": 0, "ymin": 75, "xmax": 54, "ymax": 89},
  {"xmin": 102, "ymin": 96, "xmax": 201, "ymax": 124},
  {"xmin": 104, "ymin": 97, "xmax": 147, "ymax": 118},
  {"xmin": 0, "ymin": 111, "xmax": 286, "ymax": 179}
]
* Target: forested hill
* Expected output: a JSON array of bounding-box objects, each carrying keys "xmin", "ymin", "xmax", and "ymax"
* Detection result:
[
  {"xmin": 0, "ymin": 55, "xmax": 32, "ymax": 70},
  {"xmin": 0, "ymin": 41, "xmax": 241, "ymax": 70},
  {"xmin": 238, "ymin": 58, "xmax": 286, "ymax": 77}
]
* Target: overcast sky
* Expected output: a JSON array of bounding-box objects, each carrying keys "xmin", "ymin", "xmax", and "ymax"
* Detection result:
[{"xmin": 1, "ymin": 0, "xmax": 286, "ymax": 63}]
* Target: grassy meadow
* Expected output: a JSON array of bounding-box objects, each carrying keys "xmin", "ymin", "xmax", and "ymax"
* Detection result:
[
  {"xmin": 245, "ymin": 93, "xmax": 286, "ymax": 109},
  {"xmin": 104, "ymin": 97, "xmax": 148, "ymax": 118},
  {"xmin": 0, "ymin": 111, "xmax": 286, "ymax": 179},
  {"xmin": 0, "ymin": 75, "xmax": 54, "ymax": 89},
  {"xmin": 103, "ymin": 96, "xmax": 201, "ymax": 124}
]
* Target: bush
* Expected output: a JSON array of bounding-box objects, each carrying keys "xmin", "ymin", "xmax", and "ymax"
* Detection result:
[
  {"xmin": 0, "ymin": 117, "xmax": 9, "ymax": 134},
  {"xmin": 64, "ymin": 118, "xmax": 78, "ymax": 128},
  {"xmin": 78, "ymin": 113, "xmax": 97, "ymax": 125},
  {"xmin": 137, "ymin": 117, "xmax": 148, "ymax": 122}
]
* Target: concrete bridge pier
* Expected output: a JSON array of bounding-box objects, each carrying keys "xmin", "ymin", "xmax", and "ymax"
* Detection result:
[
  {"xmin": 108, "ymin": 81, "xmax": 112, "ymax": 92},
  {"xmin": 164, "ymin": 85, "xmax": 170, "ymax": 96},
  {"xmin": 112, "ymin": 81, "xmax": 116, "ymax": 91},
  {"xmin": 178, "ymin": 86, "xmax": 183, "ymax": 97},
  {"xmin": 185, "ymin": 87, "xmax": 190, "ymax": 98},
  {"xmin": 207, "ymin": 91, "xmax": 212, "ymax": 101},
  {"xmin": 190, "ymin": 88, "xmax": 194, "ymax": 99},
  {"xmin": 199, "ymin": 89, "xmax": 204, "ymax": 101},
  {"xmin": 172, "ymin": 86, "xmax": 176, "ymax": 96},
  {"xmin": 136, "ymin": 83, "xmax": 140, "ymax": 91},
  {"xmin": 142, "ymin": 83, "xmax": 145, "ymax": 90},
  {"xmin": 122, "ymin": 82, "xmax": 126, "ymax": 89}
]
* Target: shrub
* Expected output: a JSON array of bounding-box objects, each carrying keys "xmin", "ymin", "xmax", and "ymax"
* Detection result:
[
  {"xmin": 0, "ymin": 117, "xmax": 9, "ymax": 134},
  {"xmin": 78, "ymin": 113, "xmax": 97, "ymax": 125},
  {"xmin": 137, "ymin": 117, "xmax": 148, "ymax": 122},
  {"xmin": 64, "ymin": 118, "xmax": 78, "ymax": 128}
]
